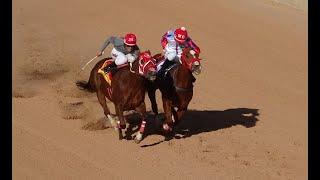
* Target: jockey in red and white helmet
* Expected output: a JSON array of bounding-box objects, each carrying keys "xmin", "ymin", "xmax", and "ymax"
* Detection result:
[
  {"xmin": 97, "ymin": 33, "xmax": 140, "ymax": 74},
  {"xmin": 158, "ymin": 27, "xmax": 200, "ymax": 75}
]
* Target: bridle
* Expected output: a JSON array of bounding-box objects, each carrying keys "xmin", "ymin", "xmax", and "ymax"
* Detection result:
[
  {"xmin": 129, "ymin": 52, "xmax": 156, "ymax": 78},
  {"xmin": 138, "ymin": 57, "xmax": 156, "ymax": 75},
  {"xmin": 170, "ymin": 49, "xmax": 200, "ymax": 92}
]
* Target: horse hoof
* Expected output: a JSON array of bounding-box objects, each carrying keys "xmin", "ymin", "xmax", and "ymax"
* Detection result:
[
  {"xmin": 107, "ymin": 115, "xmax": 117, "ymax": 128},
  {"xmin": 134, "ymin": 133, "xmax": 143, "ymax": 144},
  {"xmin": 134, "ymin": 138, "xmax": 142, "ymax": 144},
  {"xmin": 163, "ymin": 124, "xmax": 172, "ymax": 132}
]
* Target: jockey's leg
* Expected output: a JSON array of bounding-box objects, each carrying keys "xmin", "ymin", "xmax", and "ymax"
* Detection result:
[
  {"xmin": 109, "ymin": 50, "xmax": 128, "ymax": 74},
  {"xmin": 102, "ymin": 61, "xmax": 116, "ymax": 74},
  {"xmin": 158, "ymin": 50, "xmax": 179, "ymax": 76},
  {"xmin": 114, "ymin": 51, "xmax": 127, "ymax": 65},
  {"xmin": 157, "ymin": 59, "xmax": 176, "ymax": 77},
  {"xmin": 102, "ymin": 48, "xmax": 125, "ymax": 74}
]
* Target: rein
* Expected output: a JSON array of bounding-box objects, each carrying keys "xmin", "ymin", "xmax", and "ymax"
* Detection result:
[{"xmin": 129, "ymin": 62, "xmax": 142, "ymax": 76}]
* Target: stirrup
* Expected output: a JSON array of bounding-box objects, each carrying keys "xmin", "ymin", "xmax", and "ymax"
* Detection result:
[{"xmin": 103, "ymin": 67, "xmax": 110, "ymax": 74}]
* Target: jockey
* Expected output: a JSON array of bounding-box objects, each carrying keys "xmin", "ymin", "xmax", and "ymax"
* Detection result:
[
  {"xmin": 158, "ymin": 27, "xmax": 200, "ymax": 75},
  {"xmin": 97, "ymin": 33, "xmax": 140, "ymax": 74}
]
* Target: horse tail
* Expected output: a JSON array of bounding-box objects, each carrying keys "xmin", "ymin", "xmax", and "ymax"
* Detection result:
[{"xmin": 76, "ymin": 80, "xmax": 95, "ymax": 92}]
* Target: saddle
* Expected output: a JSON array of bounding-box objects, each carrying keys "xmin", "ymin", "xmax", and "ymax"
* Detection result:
[{"xmin": 98, "ymin": 59, "xmax": 129, "ymax": 86}]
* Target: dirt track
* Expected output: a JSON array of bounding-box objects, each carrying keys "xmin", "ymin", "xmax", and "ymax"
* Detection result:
[{"xmin": 13, "ymin": 0, "xmax": 307, "ymax": 179}]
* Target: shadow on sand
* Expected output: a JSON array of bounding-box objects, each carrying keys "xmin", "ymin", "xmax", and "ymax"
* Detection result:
[{"xmin": 140, "ymin": 108, "xmax": 260, "ymax": 147}]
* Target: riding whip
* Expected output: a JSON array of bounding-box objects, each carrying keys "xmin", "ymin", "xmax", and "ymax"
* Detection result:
[{"xmin": 81, "ymin": 51, "xmax": 104, "ymax": 70}]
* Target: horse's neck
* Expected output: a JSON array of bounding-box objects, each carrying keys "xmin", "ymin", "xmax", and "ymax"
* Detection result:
[
  {"xmin": 172, "ymin": 65, "xmax": 193, "ymax": 88},
  {"xmin": 130, "ymin": 60, "xmax": 140, "ymax": 73},
  {"xmin": 153, "ymin": 53, "xmax": 164, "ymax": 64}
]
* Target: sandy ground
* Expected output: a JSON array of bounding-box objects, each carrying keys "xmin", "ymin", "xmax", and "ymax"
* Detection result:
[{"xmin": 13, "ymin": 0, "xmax": 307, "ymax": 179}]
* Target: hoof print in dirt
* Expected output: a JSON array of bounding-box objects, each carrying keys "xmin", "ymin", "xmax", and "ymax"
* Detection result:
[
  {"xmin": 21, "ymin": 61, "xmax": 69, "ymax": 81},
  {"xmin": 12, "ymin": 88, "xmax": 37, "ymax": 98},
  {"xmin": 81, "ymin": 119, "xmax": 109, "ymax": 131},
  {"xmin": 61, "ymin": 101, "xmax": 88, "ymax": 120}
]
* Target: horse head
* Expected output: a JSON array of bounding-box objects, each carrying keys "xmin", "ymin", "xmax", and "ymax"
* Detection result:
[
  {"xmin": 180, "ymin": 47, "xmax": 202, "ymax": 75},
  {"xmin": 138, "ymin": 50, "xmax": 157, "ymax": 81}
]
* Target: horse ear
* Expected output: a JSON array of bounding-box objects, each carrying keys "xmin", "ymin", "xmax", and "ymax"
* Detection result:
[{"xmin": 147, "ymin": 50, "xmax": 151, "ymax": 54}]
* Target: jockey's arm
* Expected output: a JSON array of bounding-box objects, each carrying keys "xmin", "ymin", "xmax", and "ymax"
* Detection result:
[
  {"xmin": 187, "ymin": 38, "xmax": 201, "ymax": 54},
  {"xmin": 99, "ymin": 36, "xmax": 117, "ymax": 53},
  {"xmin": 127, "ymin": 46, "xmax": 140, "ymax": 63},
  {"xmin": 160, "ymin": 32, "xmax": 169, "ymax": 49}
]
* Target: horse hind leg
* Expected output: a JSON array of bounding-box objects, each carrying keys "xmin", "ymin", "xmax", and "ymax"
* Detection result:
[
  {"xmin": 96, "ymin": 88, "xmax": 116, "ymax": 128},
  {"xmin": 134, "ymin": 102, "xmax": 147, "ymax": 144}
]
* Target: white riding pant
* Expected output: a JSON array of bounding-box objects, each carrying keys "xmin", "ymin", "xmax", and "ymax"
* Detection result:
[
  {"xmin": 163, "ymin": 41, "xmax": 182, "ymax": 61},
  {"xmin": 110, "ymin": 48, "xmax": 135, "ymax": 65},
  {"xmin": 164, "ymin": 51, "xmax": 182, "ymax": 61}
]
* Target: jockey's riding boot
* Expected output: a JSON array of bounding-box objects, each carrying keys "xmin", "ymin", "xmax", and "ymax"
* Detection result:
[
  {"xmin": 103, "ymin": 61, "xmax": 117, "ymax": 74},
  {"xmin": 158, "ymin": 59, "xmax": 175, "ymax": 77}
]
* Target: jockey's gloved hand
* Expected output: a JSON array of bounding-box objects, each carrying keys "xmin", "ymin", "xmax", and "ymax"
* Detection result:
[{"xmin": 126, "ymin": 54, "xmax": 136, "ymax": 63}]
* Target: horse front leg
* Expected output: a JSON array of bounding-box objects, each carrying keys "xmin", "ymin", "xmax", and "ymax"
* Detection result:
[
  {"xmin": 133, "ymin": 102, "xmax": 147, "ymax": 143},
  {"xmin": 162, "ymin": 97, "xmax": 174, "ymax": 133},
  {"xmin": 147, "ymin": 85, "xmax": 158, "ymax": 115},
  {"xmin": 173, "ymin": 109, "xmax": 186, "ymax": 126},
  {"xmin": 115, "ymin": 104, "xmax": 126, "ymax": 140}
]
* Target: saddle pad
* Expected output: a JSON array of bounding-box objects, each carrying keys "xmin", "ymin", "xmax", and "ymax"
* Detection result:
[{"xmin": 98, "ymin": 60, "xmax": 113, "ymax": 86}]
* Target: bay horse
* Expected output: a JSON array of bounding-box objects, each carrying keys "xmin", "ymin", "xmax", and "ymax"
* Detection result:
[
  {"xmin": 76, "ymin": 50, "xmax": 157, "ymax": 143},
  {"xmin": 148, "ymin": 47, "xmax": 202, "ymax": 134}
]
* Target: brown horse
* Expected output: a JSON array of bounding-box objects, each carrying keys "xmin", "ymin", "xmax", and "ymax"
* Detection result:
[
  {"xmin": 148, "ymin": 47, "xmax": 202, "ymax": 134},
  {"xmin": 76, "ymin": 50, "xmax": 157, "ymax": 143}
]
